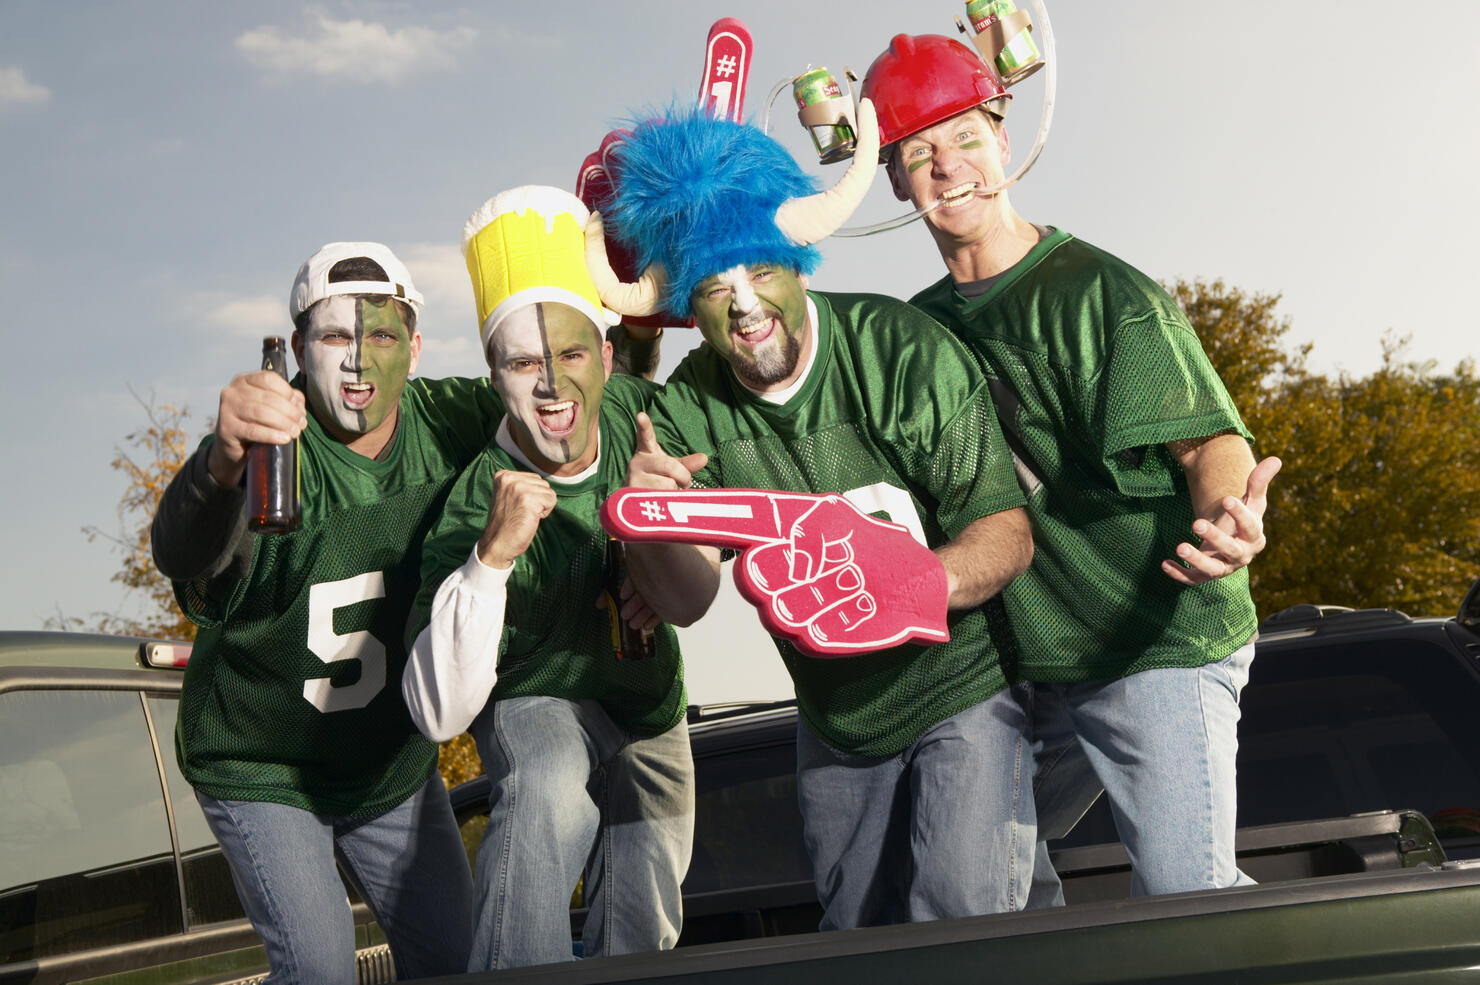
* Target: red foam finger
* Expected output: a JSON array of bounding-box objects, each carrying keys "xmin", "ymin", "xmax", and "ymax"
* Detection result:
[
  {"xmin": 802, "ymin": 594, "xmax": 879, "ymax": 649},
  {"xmin": 758, "ymin": 516, "xmax": 950, "ymax": 658},
  {"xmin": 603, "ymin": 485, "xmax": 954, "ymax": 659},
  {"xmin": 743, "ymin": 541, "xmax": 795, "ymax": 594},
  {"xmin": 770, "ymin": 564, "xmax": 868, "ymax": 629},
  {"xmin": 601, "ymin": 488, "xmax": 835, "ymax": 548}
]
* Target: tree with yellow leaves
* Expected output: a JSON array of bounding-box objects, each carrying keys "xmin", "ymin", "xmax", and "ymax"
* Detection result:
[
  {"xmin": 50, "ymin": 390, "xmax": 198, "ymax": 641},
  {"xmin": 1171, "ymin": 279, "xmax": 1480, "ymax": 617}
]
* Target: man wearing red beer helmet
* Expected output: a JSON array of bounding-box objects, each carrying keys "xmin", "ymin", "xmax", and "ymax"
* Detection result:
[{"xmin": 862, "ymin": 32, "xmax": 1281, "ymax": 900}]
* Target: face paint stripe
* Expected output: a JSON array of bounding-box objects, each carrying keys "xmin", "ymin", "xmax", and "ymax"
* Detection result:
[
  {"xmin": 352, "ymin": 297, "xmax": 368, "ymax": 432},
  {"xmin": 301, "ymin": 296, "xmax": 411, "ymax": 446},
  {"xmin": 534, "ymin": 304, "xmax": 572, "ymax": 463}
]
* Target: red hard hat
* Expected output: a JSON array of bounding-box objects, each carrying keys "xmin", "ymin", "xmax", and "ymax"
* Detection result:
[{"xmin": 861, "ymin": 34, "xmax": 1009, "ymax": 155}]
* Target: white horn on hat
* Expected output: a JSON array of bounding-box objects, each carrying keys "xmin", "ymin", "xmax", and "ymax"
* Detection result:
[
  {"xmin": 584, "ymin": 212, "xmax": 667, "ymax": 317},
  {"xmin": 774, "ymin": 97, "xmax": 880, "ymax": 246}
]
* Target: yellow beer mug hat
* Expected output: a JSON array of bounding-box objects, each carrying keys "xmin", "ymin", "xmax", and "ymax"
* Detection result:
[{"xmin": 462, "ymin": 185, "xmax": 619, "ymax": 351}]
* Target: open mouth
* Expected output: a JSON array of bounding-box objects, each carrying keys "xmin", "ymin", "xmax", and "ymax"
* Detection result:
[
  {"xmin": 536, "ymin": 399, "xmax": 578, "ymax": 437},
  {"xmin": 732, "ymin": 313, "xmax": 777, "ymax": 347},
  {"xmin": 938, "ymin": 182, "xmax": 979, "ymax": 208},
  {"xmin": 341, "ymin": 381, "xmax": 375, "ymax": 410}
]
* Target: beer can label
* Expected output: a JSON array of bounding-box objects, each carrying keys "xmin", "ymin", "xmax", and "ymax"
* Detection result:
[
  {"xmin": 997, "ymin": 30, "xmax": 1040, "ymax": 76},
  {"xmin": 793, "ymin": 68, "xmax": 843, "ymax": 110},
  {"xmin": 966, "ymin": 0, "xmax": 998, "ymax": 34}
]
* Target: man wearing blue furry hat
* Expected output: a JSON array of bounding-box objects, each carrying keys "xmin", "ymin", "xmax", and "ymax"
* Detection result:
[{"xmin": 587, "ymin": 99, "xmax": 1037, "ymax": 929}]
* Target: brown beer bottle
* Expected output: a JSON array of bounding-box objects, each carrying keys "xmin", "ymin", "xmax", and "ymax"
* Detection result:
[
  {"xmin": 246, "ymin": 337, "xmax": 301, "ymax": 533},
  {"xmin": 603, "ymin": 538, "xmax": 656, "ymax": 660}
]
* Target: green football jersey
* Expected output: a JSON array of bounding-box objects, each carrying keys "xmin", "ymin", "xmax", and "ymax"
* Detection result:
[
  {"xmin": 414, "ymin": 374, "xmax": 686, "ymax": 737},
  {"xmin": 650, "ymin": 291, "xmax": 1025, "ymax": 758},
  {"xmin": 910, "ymin": 229, "xmax": 1258, "ymax": 682},
  {"xmin": 175, "ymin": 376, "xmax": 503, "ymax": 816}
]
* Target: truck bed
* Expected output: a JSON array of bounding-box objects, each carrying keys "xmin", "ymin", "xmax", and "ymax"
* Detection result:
[{"xmin": 447, "ymin": 862, "xmax": 1480, "ymax": 985}]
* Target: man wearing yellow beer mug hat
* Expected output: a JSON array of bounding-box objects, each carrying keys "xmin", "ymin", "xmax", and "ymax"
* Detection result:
[{"xmin": 403, "ymin": 186, "xmax": 713, "ymax": 969}]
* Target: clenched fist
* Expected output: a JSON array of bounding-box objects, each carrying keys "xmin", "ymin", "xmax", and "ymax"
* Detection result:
[{"xmin": 477, "ymin": 470, "xmax": 557, "ymax": 570}]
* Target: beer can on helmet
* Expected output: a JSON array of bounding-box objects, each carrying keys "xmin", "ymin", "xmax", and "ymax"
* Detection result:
[
  {"xmin": 964, "ymin": 0, "xmax": 1043, "ymax": 85},
  {"xmin": 793, "ymin": 67, "xmax": 857, "ymax": 165},
  {"xmin": 861, "ymin": 34, "xmax": 1009, "ymax": 158}
]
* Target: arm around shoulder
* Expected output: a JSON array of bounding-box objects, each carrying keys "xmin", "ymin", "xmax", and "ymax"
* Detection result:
[{"xmin": 936, "ymin": 505, "xmax": 1033, "ymax": 610}]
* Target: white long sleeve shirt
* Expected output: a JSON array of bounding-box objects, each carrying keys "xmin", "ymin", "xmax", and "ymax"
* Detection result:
[{"xmin": 401, "ymin": 549, "xmax": 512, "ymax": 743}]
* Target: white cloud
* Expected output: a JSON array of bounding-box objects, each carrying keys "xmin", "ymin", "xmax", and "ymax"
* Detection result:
[
  {"xmin": 204, "ymin": 294, "xmax": 287, "ymax": 341},
  {"xmin": 400, "ymin": 241, "xmax": 481, "ymax": 377},
  {"xmin": 417, "ymin": 335, "xmax": 480, "ymax": 380},
  {"xmin": 236, "ymin": 11, "xmax": 476, "ymax": 83},
  {"xmin": 0, "ymin": 66, "xmax": 51, "ymax": 108},
  {"xmin": 400, "ymin": 241, "xmax": 471, "ymax": 311}
]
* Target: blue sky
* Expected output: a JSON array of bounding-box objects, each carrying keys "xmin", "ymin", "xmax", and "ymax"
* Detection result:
[{"xmin": 3, "ymin": 1, "xmax": 1477, "ymax": 701}]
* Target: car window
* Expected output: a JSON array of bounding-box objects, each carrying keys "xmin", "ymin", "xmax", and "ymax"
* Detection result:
[
  {"xmin": 1237, "ymin": 639, "xmax": 1480, "ymax": 852},
  {"xmin": 0, "ymin": 689, "xmax": 181, "ymax": 962},
  {"xmin": 684, "ymin": 741, "xmax": 812, "ymax": 896},
  {"xmin": 146, "ymin": 695, "xmax": 248, "ymax": 927},
  {"xmin": 1051, "ymin": 634, "xmax": 1480, "ymax": 856}
]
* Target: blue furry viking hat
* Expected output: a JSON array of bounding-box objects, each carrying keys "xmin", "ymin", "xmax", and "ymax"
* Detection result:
[{"xmin": 584, "ymin": 99, "xmax": 880, "ymax": 320}]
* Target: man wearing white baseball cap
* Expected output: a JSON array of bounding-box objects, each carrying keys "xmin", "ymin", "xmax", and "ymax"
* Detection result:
[{"xmin": 152, "ymin": 241, "xmax": 505, "ymax": 983}]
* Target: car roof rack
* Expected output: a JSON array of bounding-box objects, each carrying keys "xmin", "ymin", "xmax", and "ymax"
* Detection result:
[
  {"xmin": 1259, "ymin": 604, "xmax": 1414, "ymax": 640},
  {"xmin": 687, "ymin": 699, "xmax": 797, "ymax": 724}
]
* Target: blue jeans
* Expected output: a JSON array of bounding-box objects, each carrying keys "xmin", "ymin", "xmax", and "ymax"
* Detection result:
[
  {"xmin": 196, "ymin": 771, "xmax": 474, "ymax": 985},
  {"xmin": 468, "ymin": 695, "xmax": 694, "ymax": 970},
  {"xmin": 795, "ymin": 685, "xmax": 1036, "ymax": 930},
  {"xmin": 1027, "ymin": 638, "xmax": 1258, "ymax": 904}
]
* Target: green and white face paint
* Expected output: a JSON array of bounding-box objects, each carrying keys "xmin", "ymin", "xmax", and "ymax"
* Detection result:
[
  {"xmin": 487, "ymin": 302, "xmax": 611, "ymax": 477},
  {"xmin": 690, "ymin": 263, "xmax": 810, "ymax": 391},
  {"xmin": 298, "ymin": 295, "xmax": 418, "ymax": 446}
]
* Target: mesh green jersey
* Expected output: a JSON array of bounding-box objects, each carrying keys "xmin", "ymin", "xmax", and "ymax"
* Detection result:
[
  {"xmin": 649, "ymin": 291, "xmax": 1025, "ymax": 757},
  {"xmin": 910, "ymin": 229, "xmax": 1257, "ymax": 682},
  {"xmin": 414, "ymin": 374, "xmax": 686, "ymax": 737},
  {"xmin": 175, "ymin": 377, "xmax": 503, "ymax": 816}
]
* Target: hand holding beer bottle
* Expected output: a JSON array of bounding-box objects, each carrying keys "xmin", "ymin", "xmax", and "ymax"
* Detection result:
[
  {"xmin": 205, "ymin": 339, "xmax": 307, "ymax": 526},
  {"xmin": 245, "ymin": 337, "xmax": 301, "ymax": 533},
  {"xmin": 602, "ymin": 538, "xmax": 657, "ymax": 661}
]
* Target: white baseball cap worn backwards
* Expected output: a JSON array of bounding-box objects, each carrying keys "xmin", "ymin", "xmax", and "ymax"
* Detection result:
[{"xmin": 289, "ymin": 241, "xmax": 424, "ymax": 321}]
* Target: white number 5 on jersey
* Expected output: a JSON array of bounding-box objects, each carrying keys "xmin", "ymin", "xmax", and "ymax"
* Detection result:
[{"xmin": 304, "ymin": 572, "xmax": 387, "ymax": 713}]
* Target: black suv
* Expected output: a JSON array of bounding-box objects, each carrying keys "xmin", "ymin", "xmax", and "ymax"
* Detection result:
[{"xmin": 0, "ymin": 632, "xmax": 392, "ymax": 985}]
